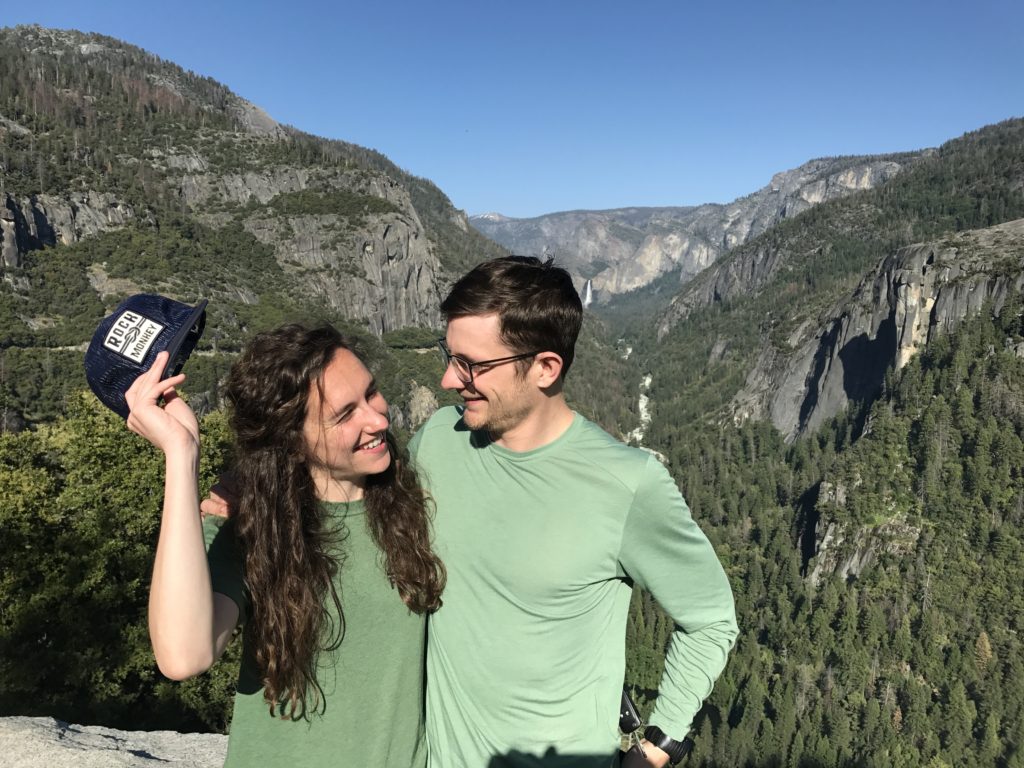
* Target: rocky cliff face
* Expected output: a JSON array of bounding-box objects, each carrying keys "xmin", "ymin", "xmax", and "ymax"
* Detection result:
[
  {"xmin": 733, "ymin": 218, "xmax": 1024, "ymax": 440},
  {"xmin": 1, "ymin": 191, "xmax": 138, "ymax": 268},
  {"xmin": 471, "ymin": 156, "xmax": 912, "ymax": 298},
  {"xmin": 169, "ymin": 161, "xmax": 444, "ymax": 333},
  {"xmin": 805, "ymin": 480, "xmax": 922, "ymax": 587},
  {"xmin": 653, "ymin": 152, "xmax": 931, "ymax": 341},
  {"xmin": 0, "ymin": 26, "xmax": 466, "ymax": 336},
  {"xmin": 1, "ymin": 170, "xmax": 443, "ymax": 334}
]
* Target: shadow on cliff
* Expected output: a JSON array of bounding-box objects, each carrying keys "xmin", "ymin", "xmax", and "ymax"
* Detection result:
[
  {"xmin": 796, "ymin": 481, "xmax": 821, "ymax": 576},
  {"xmin": 838, "ymin": 312, "xmax": 897, "ymax": 411},
  {"xmin": 797, "ymin": 310, "xmax": 897, "ymax": 436}
]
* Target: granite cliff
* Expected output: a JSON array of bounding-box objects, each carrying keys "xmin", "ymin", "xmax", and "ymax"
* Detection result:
[
  {"xmin": 0, "ymin": 191, "xmax": 138, "ymax": 269},
  {"xmin": 471, "ymin": 155, "xmax": 914, "ymax": 298},
  {"xmin": 0, "ymin": 25, "xmax": 504, "ymax": 344},
  {"xmin": 733, "ymin": 218, "xmax": 1024, "ymax": 440}
]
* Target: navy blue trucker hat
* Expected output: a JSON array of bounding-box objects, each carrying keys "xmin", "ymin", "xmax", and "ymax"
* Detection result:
[{"xmin": 84, "ymin": 294, "xmax": 208, "ymax": 418}]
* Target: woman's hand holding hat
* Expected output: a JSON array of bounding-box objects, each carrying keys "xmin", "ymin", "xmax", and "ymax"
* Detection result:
[{"xmin": 125, "ymin": 351, "xmax": 199, "ymax": 458}]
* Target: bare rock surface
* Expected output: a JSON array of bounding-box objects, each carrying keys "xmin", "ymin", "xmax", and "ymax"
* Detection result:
[
  {"xmin": 405, "ymin": 382, "xmax": 441, "ymax": 430},
  {"xmin": 471, "ymin": 155, "xmax": 914, "ymax": 299},
  {"xmin": 0, "ymin": 716, "xmax": 226, "ymax": 768},
  {"xmin": 733, "ymin": 218, "xmax": 1024, "ymax": 440},
  {"xmin": 1, "ymin": 191, "xmax": 137, "ymax": 269}
]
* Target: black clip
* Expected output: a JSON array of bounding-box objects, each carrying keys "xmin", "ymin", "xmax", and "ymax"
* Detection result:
[{"xmin": 619, "ymin": 687, "xmax": 643, "ymax": 733}]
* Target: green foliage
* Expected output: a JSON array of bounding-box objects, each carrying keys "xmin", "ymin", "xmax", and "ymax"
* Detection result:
[
  {"xmin": 0, "ymin": 348, "xmax": 86, "ymax": 423},
  {"xmin": 619, "ymin": 306, "xmax": 1024, "ymax": 767},
  {"xmin": 0, "ymin": 393, "xmax": 238, "ymax": 731},
  {"xmin": 268, "ymin": 189, "xmax": 399, "ymax": 219},
  {"xmin": 0, "ymin": 27, "xmax": 237, "ymax": 201},
  {"xmin": 382, "ymin": 326, "xmax": 440, "ymax": 350},
  {"xmin": 2, "ymin": 216, "xmax": 284, "ymax": 344}
]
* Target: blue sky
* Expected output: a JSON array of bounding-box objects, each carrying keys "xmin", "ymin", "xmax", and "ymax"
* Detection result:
[{"xmin": 5, "ymin": 1, "xmax": 1023, "ymax": 218}]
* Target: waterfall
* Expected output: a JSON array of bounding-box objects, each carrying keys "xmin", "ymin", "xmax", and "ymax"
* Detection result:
[{"xmin": 628, "ymin": 374, "xmax": 668, "ymax": 464}]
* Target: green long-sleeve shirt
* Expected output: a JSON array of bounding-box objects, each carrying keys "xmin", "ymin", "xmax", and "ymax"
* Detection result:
[{"xmin": 410, "ymin": 407, "xmax": 737, "ymax": 768}]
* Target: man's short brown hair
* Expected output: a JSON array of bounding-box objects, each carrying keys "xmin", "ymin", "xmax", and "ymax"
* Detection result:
[{"xmin": 441, "ymin": 256, "xmax": 583, "ymax": 379}]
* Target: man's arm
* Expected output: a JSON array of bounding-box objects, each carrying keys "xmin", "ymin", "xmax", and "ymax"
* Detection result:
[{"xmin": 618, "ymin": 456, "xmax": 739, "ymax": 748}]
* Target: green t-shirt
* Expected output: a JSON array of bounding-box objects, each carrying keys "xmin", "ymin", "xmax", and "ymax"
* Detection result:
[
  {"xmin": 410, "ymin": 407, "xmax": 737, "ymax": 768},
  {"xmin": 203, "ymin": 500, "xmax": 427, "ymax": 768}
]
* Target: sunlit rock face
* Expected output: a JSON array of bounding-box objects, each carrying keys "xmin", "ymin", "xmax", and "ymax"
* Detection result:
[
  {"xmin": 733, "ymin": 218, "xmax": 1024, "ymax": 440},
  {"xmin": 0, "ymin": 716, "xmax": 227, "ymax": 768},
  {"xmin": 1, "ymin": 178, "xmax": 444, "ymax": 334},
  {"xmin": 470, "ymin": 156, "xmax": 912, "ymax": 300}
]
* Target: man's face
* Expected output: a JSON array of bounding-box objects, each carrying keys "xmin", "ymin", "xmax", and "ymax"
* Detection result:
[{"xmin": 441, "ymin": 314, "xmax": 537, "ymax": 436}]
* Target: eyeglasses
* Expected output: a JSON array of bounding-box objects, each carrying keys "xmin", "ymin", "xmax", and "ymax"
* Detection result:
[{"xmin": 437, "ymin": 339, "xmax": 541, "ymax": 385}]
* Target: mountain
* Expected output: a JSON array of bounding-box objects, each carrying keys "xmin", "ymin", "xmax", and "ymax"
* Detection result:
[
  {"xmin": 618, "ymin": 117, "xmax": 1024, "ymax": 767},
  {"xmin": 739, "ymin": 218, "xmax": 1024, "ymax": 440},
  {"xmin": 470, "ymin": 153, "xmax": 919, "ymax": 300},
  {"xmin": 648, "ymin": 118, "xmax": 1024, "ymax": 438},
  {"xmin": 0, "ymin": 24, "xmax": 508, "ymax": 424},
  {"xmin": 0, "ymin": 25, "xmax": 507, "ymax": 321}
]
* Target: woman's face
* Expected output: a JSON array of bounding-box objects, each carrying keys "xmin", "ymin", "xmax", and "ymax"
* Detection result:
[{"xmin": 302, "ymin": 348, "xmax": 391, "ymax": 501}]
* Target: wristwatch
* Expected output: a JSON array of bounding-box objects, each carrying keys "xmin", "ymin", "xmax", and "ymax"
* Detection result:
[{"xmin": 643, "ymin": 726, "xmax": 694, "ymax": 765}]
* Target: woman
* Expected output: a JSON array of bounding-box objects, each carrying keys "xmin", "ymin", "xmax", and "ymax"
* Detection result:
[{"xmin": 126, "ymin": 324, "xmax": 445, "ymax": 767}]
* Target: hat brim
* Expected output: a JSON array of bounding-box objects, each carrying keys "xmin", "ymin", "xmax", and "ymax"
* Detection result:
[{"xmin": 162, "ymin": 299, "xmax": 208, "ymax": 379}]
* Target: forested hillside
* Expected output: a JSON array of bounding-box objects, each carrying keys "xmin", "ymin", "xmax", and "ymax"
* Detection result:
[
  {"xmin": 624, "ymin": 305, "xmax": 1024, "ymax": 767},
  {"xmin": 0, "ymin": 24, "xmax": 508, "ymax": 426},
  {"xmin": 615, "ymin": 119, "xmax": 1024, "ymax": 767}
]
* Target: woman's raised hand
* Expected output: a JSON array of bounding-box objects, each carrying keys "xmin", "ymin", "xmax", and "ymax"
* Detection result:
[{"xmin": 125, "ymin": 351, "xmax": 199, "ymax": 455}]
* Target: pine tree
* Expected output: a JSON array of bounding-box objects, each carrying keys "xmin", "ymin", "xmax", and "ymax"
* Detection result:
[{"xmin": 974, "ymin": 630, "xmax": 993, "ymax": 673}]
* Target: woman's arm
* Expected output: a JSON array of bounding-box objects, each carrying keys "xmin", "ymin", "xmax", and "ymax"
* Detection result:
[{"xmin": 126, "ymin": 352, "xmax": 239, "ymax": 680}]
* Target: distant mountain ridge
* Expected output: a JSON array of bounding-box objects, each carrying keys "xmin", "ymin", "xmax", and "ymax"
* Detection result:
[{"xmin": 470, "ymin": 153, "xmax": 922, "ymax": 299}]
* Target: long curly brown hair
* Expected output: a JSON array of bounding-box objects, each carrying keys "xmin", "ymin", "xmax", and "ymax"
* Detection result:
[{"xmin": 223, "ymin": 324, "xmax": 445, "ymax": 719}]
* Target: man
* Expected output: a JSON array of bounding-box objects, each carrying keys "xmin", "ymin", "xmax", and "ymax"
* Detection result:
[{"xmin": 409, "ymin": 256, "xmax": 737, "ymax": 767}]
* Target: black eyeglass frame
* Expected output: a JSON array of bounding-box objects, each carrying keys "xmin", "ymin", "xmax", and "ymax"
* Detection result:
[{"xmin": 437, "ymin": 339, "xmax": 543, "ymax": 385}]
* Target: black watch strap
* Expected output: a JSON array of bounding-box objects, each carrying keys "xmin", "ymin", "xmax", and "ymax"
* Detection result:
[{"xmin": 643, "ymin": 725, "xmax": 694, "ymax": 765}]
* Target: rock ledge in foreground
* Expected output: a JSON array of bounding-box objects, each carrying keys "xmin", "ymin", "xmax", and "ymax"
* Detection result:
[{"xmin": 0, "ymin": 716, "xmax": 226, "ymax": 768}]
